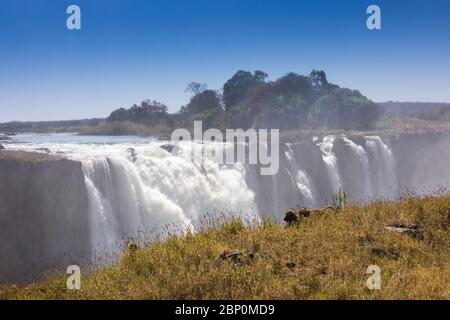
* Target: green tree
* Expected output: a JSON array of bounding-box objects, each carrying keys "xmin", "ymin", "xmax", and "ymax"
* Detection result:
[
  {"xmin": 308, "ymin": 88, "xmax": 382, "ymax": 130},
  {"xmin": 185, "ymin": 90, "xmax": 223, "ymax": 114},
  {"xmin": 273, "ymin": 72, "xmax": 315, "ymax": 105},
  {"xmin": 223, "ymin": 70, "xmax": 268, "ymax": 111},
  {"xmin": 185, "ymin": 82, "xmax": 207, "ymax": 96}
]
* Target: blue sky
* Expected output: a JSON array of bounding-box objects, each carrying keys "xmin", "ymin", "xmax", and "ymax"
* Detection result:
[{"xmin": 0, "ymin": 0, "xmax": 449, "ymax": 121}]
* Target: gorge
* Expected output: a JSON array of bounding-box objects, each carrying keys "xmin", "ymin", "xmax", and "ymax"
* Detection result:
[{"xmin": 1, "ymin": 130, "xmax": 449, "ymax": 282}]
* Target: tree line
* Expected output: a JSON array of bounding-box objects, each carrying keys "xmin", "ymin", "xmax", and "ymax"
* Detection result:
[{"xmin": 106, "ymin": 70, "xmax": 383, "ymax": 132}]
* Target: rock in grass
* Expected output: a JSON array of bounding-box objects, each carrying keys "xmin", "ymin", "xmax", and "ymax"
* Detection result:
[
  {"xmin": 127, "ymin": 242, "xmax": 139, "ymax": 252},
  {"xmin": 220, "ymin": 250, "xmax": 254, "ymax": 262},
  {"xmin": 384, "ymin": 224, "xmax": 423, "ymax": 240},
  {"xmin": 284, "ymin": 208, "xmax": 312, "ymax": 225},
  {"xmin": 284, "ymin": 206, "xmax": 337, "ymax": 225},
  {"xmin": 285, "ymin": 262, "xmax": 296, "ymax": 269}
]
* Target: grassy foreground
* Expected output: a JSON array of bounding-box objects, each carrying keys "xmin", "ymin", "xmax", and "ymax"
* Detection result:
[{"xmin": 1, "ymin": 195, "xmax": 449, "ymax": 300}]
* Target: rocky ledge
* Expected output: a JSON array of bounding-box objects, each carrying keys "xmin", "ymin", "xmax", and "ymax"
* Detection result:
[{"xmin": 0, "ymin": 150, "xmax": 91, "ymax": 283}]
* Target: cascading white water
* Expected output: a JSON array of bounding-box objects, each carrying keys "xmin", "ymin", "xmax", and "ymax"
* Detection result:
[
  {"xmin": 3, "ymin": 132, "xmax": 449, "ymax": 282},
  {"xmin": 341, "ymin": 136, "xmax": 373, "ymax": 200},
  {"xmin": 5, "ymin": 141, "xmax": 257, "ymax": 258},
  {"xmin": 4, "ymin": 133, "xmax": 404, "ymax": 261},
  {"xmin": 365, "ymin": 136, "xmax": 398, "ymax": 199},
  {"xmin": 316, "ymin": 135, "xmax": 342, "ymax": 193},
  {"xmin": 285, "ymin": 143, "xmax": 315, "ymax": 206},
  {"xmin": 81, "ymin": 143, "xmax": 258, "ymax": 258}
]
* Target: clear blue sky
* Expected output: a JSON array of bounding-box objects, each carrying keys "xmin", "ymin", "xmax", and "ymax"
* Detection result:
[{"xmin": 0, "ymin": 0, "xmax": 449, "ymax": 121}]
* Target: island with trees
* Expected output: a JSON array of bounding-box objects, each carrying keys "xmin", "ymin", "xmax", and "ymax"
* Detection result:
[{"xmin": 80, "ymin": 69, "xmax": 384, "ymax": 137}]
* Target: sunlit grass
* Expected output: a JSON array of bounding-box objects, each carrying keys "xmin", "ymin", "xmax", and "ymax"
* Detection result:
[{"xmin": 1, "ymin": 194, "xmax": 449, "ymax": 300}]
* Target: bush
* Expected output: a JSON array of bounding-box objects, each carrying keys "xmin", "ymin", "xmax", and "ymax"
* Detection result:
[{"xmin": 308, "ymin": 88, "xmax": 382, "ymax": 130}]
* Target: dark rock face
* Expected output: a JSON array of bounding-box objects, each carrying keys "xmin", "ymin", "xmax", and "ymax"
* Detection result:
[
  {"xmin": 0, "ymin": 152, "xmax": 91, "ymax": 283},
  {"xmin": 0, "ymin": 135, "xmax": 11, "ymax": 141},
  {"xmin": 160, "ymin": 144, "xmax": 176, "ymax": 153}
]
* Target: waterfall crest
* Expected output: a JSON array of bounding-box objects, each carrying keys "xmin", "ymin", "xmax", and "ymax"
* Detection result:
[{"xmin": 7, "ymin": 133, "xmax": 447, "ymax": 266}]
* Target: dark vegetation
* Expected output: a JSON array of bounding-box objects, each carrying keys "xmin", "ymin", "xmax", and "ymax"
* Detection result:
[
  {"xmin": 3, "ymin": 71, "xmax": 449, "ymax": 137},
  {"xmin": 81, "ymin": 70, "xmax": 384, "ymax": 136}
]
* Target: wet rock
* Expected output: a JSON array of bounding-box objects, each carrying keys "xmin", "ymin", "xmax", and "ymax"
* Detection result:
[
  {"xmin": 0, "ymin": 135, "xmax": 11, "ymax": 141},
  {"xmin": 160, "ymin": 144, "xmax": 176, "ymax": 153},
  {"xmin": 0, "ymin": 143, "xmax": 4, "ymax": 150},
  {"xmin": 127, "ymin": 148, "xmax": 138, "ymax": 163}
]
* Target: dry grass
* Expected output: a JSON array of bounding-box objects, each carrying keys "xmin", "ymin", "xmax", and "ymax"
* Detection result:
[{"xmin": 1, "ymin": 195, "xmax": 449, "ymax": 300}]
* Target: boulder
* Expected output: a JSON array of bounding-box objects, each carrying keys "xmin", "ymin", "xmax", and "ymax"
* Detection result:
[
  {"xmin": 220, "ymin": 250, "xmax": 254, "ymax": 262},
  {"xmin": 384, "ymin": 224, "xmax": 423, "ymax": 240},
  {"xmin": 284, "ymin": 208, "xmax": 311, "ymax": 224},
  {"xmin": 284, "ymin": 206, "xmax": 336, "ymax": 225},
  {"xmin": 0, "ymin": 143, "xmax": 4, "ymax": 150}
]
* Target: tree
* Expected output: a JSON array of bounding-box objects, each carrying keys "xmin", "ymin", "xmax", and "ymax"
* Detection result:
[
  {"xmin": 185, "ymin": 90, "xmax": 223, "ymax": 114},
  {"xmin": 273, "ymin": 72, "xmax": 315, "ymax": 105},
  {"xmin": 308, "ymin": 88, "xmax": 382, "ymax": 130},
  {"xmin": 185, "ymin": 82, "xmax": 207, "ymax": 96},
  {"xmin": 310, "ymin": 69, "xmax": 328, "ymax": 89},
  {"xmin": 309, "ymin": 69, "xmax": 339, "ymax": 97},
  {"xmin": 223, "ymin": 70, "xmax": 268, "ymax": 111},
  {"xmin": 141, "ymin": 99, "xmax": 168, "ymax": 113},
  {"xmin": 107, "ymin": 99, "xmax": 169, "ymax": 124},
  {"xmin": 254, "ymin": 70, "xmax": 268, "ymax": 83}
]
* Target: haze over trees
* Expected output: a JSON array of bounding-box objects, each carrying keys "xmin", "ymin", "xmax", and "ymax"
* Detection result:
[{"xmin": 99, "ymin": 69, "xmax": 384, "ymax": 134}]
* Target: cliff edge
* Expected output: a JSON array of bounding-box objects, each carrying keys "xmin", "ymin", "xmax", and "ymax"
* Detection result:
[{"xmin": 0, "ymin": 151, "xmax": 91, "ymax": 283}]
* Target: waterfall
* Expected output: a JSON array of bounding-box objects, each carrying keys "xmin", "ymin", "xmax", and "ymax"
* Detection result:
[
  {"xmin": 285, "ymin": 143, "xmax": 314, "ymax": 206},
  {"xmin": 79, "ymin": 143, "xmax": 257, "ymax": 257},
  {"xmin": 340, "ymin": 136, "xmax": 373, "ymax": 201},
  {"xmin": 365, "ymin": 136, "xmax": 398, "ymax": 199},
  {"xmin": 316, "ymin": 135, "xmax": 342, "ymax": 193},
  {"xmin": 83, "ymin": 159, "xmax": 121, "ymax": 258},
  {"xmin": 3, "ymin": 132, "xmax": 450, "ymax": 281}
]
